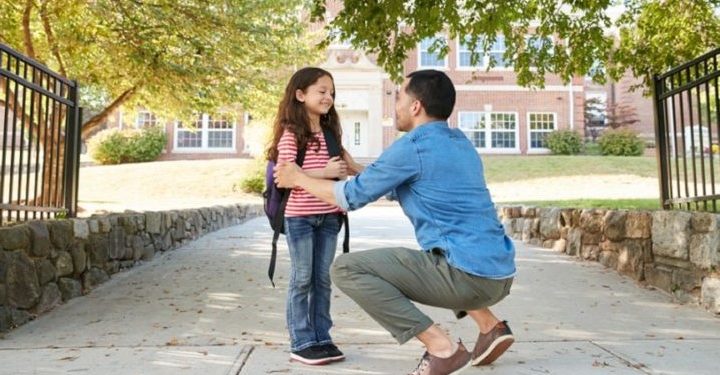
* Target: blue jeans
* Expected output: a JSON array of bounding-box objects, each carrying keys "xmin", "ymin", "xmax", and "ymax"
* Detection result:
[{"xmin": 285, "ymin": 213, "xmax": 342, "ymax": 352}]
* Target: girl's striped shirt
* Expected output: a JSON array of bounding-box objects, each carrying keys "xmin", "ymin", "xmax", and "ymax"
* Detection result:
[{"xmin": 277, "ymin": 129, "xmax": 343, "ymax": 217}]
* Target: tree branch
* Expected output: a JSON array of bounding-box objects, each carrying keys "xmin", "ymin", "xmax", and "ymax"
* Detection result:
[
  {"xmin": 22, "ymin": 0, "xmax": 37, "ymax": 59},
  {"xmin": 39, "ymin": 0, "xmax": 66, "ymax": 77},
  {"xmin": 81, "ymin": 86, "xmax": 138, "ymax": 140}
]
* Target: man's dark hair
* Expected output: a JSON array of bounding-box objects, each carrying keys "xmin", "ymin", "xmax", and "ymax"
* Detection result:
[{"xmin": 405, "ymin": 70, "xmax": 456, "ymax": 119}]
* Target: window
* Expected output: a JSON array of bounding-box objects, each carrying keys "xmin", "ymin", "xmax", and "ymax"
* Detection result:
[
  {"xmin": 490, "ymin": 113, "xmax": 517, "ymax": 148},
  {"xmin": 528, "ymin": 112, "xmax": 556, "ymax": 149},
  {"xmin": 354, "ymin": 122, "xmax": 361, "ymax": 146},
  {"xmin": 135, "ymin": 111, "xmax": 158, "ymax": 128},
  {"xmin": 458, "ymin": 112, "xmax": 486, "ymax": 148},
  {"xmin": 175, "ymin": 114, "xmax": 236, "ymax": 151},
  {"xmin": 458, "ymin": 111, "xmax": 518, "ymax": 151},
  {"xmin": 525, "ymin": 35, "xmax": 553, "ymax": 67},
  {"xmin": 458, "ymin": 37, "xmax": 485, "ymax": 68},
  {"xmin": 207, "ymin": 115, "xmax": 234, "ymax": 148},
  {"xmin": 488, "ymin": 36, "xmax": 510, "ymax": 68},
  {"xmin": 418, "ymin": 37, "xmax": 447, "ymax": 68}
]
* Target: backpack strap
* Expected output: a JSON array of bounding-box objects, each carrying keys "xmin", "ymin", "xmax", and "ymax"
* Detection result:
[
  {"xmin": 268, "ymin": 146, "xmax": 306, "ymax": 287},
  {"xmin": 322, "ymin": 128, "xmax": 350, "ymax": 254}
]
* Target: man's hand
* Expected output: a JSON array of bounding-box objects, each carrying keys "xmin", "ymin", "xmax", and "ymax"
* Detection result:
[{"xmin": 274, "ymin": 161, "xmax": 303, "ymax": 188}]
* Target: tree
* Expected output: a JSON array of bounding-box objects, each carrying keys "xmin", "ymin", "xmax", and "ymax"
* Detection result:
[
  {"xmin": 0, "ymin": 0, "xmax": 321, "ymax": 139},
  {"xmin": 0, "ymin": 0, "xmax": 319, "ymax": 212},
  {"xmin": 311, "ymin": 0, "xmax": 720, "ymax": 90}
]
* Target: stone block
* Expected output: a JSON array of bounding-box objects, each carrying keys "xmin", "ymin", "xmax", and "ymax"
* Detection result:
[
  {"xmin": 54, "ymin": 251, "xmax": 74, "ymax": 277},
  {"xmin": 35, "ymin": 259, "xmax": 56, "ymax": 286},
  {"xmin": 0, "ymin": 226, "xmax": 30, "ymax": 250},
  {"xmin": 701, "ymin": 277, "xmax": 720, "ymax": 314},
  {"xmin": 566, "ymin": 228, "xmax": 582, "ymax": 256},
  {"xmin": 626, "ymin": 211, "xmax": 652, "ymax": 238},
  {"xmin": 652, "ymin": 210, "xmax": 691, "ymax": 260},
  {"xmin": 539, "ymin": 208, "xmax": 562, "ymax": 240},
  {"xmin": 599, "ymin": 250, "xmax": 619, "ymax": 269},
  {"xmin": 72, "ymin": 219, "xmax": 89, "ymax": 239},
  {"xmin": 6, "ymin": 251, "xmax": 40, "ymax": 309},
  {"xmin": 617, "ymin": 240, "xmax": 645, "ymax": 281},
  {"xmin": 644, "ymin": 264, "xmax": 673, "ymax": 293},
  {"xmin": 57, "ymin": 278, "xmax": 82, "ymax": 301},
  {"xmin": 580, "ymin": 209, "xmax": 605, "ymax": 233},
  {"xmin": 552, "ymin": 239, "xmax": 567, "ymax": 252},
  {"xmin": 581, "ymin": 245, "xmax": 600, "ymax": 261},
  {"xmin": 82, "ymin": 268, "xmax": 109, "ymax": 291},
  {"xmin": 46, "ymin": 220, "xmax": 73, "ymax": 250},
  {"xmin": 689, "ymin": 231, "xmax": 720, "ymax": 270},
  {"xmin": 86, "ymin": 234, "xmax": 109, "ymax": 268},
  {"xmin": 691, "ymin": 212, "xmax": 718, "ymax": 233},
  {"xmin": 70, "ymin": 245, "xmax": 87, "ymax": 275},
  {"xmin": 34, "ymin": 283, "xmax": 61, "ymax": 314},
  {"xmin": 604, "ymin": 210, "xmax": 627, "ymax": 242}
]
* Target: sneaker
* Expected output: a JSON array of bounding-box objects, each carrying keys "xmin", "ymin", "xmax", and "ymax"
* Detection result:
[
  {"xmin": 290, "ymin": 346, "xmax": 333, "ymax": 365},
  {"xmin": 471, "ymin": 320, "xmax": 514, "ymax": 366},
  {"xmin": 318, "ymin": 343, "xmax": 345, "ymax": 362},
  {"xmin": 408, "ymin": 341, "xmax": 471, "ymax": 375}
]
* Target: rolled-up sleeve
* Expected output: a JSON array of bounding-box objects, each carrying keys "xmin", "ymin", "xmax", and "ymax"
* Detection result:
[
  {"xmin": 334, "ymin": 138, "xmax": 420, "ymax": 211},
  {"xmin": 333, "ymin": 180, "xmax": 350, "ymax": 210}
]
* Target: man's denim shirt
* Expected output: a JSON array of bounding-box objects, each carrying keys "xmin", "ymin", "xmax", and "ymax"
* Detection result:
[{"xmin": 333, "ymin": 121, "xmax": 516, "ymax": 279}]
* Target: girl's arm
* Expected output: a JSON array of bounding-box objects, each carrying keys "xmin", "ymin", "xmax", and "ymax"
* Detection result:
[{"xmin": 343, "ymin": 151, "xmax": 365, "ymax": 175}]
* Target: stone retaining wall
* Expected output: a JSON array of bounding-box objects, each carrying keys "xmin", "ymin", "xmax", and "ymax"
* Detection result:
[
  {"xmin": 498, "ymin": 206, "xmax": 720, "ymax": 315},
  {"xmin": 0, "ymin": 204, "xmax": 262, "ymax": 333}
]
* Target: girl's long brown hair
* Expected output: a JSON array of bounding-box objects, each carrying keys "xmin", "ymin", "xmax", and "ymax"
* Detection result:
[{"xmin": 266, "ymin": 67, "xmax": 343, "ymax": 162}]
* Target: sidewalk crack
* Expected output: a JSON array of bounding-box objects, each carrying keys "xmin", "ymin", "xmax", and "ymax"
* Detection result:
[
  {"xmin": 228, "ymin": 345, "xmax": 254, "ymax": 375},
  {"xmin": 590, "ymin": 341, "xmax": 652, "ymax": 374}
]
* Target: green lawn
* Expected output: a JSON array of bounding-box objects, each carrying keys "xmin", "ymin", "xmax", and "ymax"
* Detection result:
[
  {"xmin": 482, "ymin": 155, "xmax": 658, "ymax": 183},
  {"xmin": 503, "ymin": 198, "xmax": 661, "ymax": 210}
]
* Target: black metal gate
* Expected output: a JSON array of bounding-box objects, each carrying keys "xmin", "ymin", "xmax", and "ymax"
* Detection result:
[
  {"xmin": 654, "ymin": 47, "xmax": 720, "ymax": 211},
  {"xmin": 0, "ymin": 43, "xmax": 81, "ymax": 224}
]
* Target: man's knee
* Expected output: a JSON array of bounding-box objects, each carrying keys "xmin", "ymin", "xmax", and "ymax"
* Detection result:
[{"xmin": 330, "ymin": 253, "xmax": 355, "ymax": 288}]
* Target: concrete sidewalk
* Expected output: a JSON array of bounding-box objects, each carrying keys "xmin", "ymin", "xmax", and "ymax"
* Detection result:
[{"xmin": 1, "ymin": 205, "xmax": 718, "ymax": 375}]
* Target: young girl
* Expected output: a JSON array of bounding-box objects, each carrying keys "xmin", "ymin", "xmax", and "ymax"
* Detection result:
[{"xmin": 266, "ymin": 67, "xmax": 348, "ymax": 365}]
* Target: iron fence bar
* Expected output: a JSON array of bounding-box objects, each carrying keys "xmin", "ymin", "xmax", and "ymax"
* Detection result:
[
  {"xmin": 654, "ymin": 74, "xmax": 670, "ymax": 209},
  {"xmin": 677, "ymin": 71, "xmax": 690, "ymax": 209},
  {"xmin": 17, "ymin": 60, "xmax": 29, "ymax": 220},
  {"xmin": 24, "ymin": 65, "xmax": 37, "ymax": 220},
  {"xmin": 9, "ymin": 56, "xmax": 20, "ymax": 221},
  {"xmin": 694, "ymin": 64, "xmax": 707, "ymax": 211},
  {"xmin": 658, "ymin": 47, "xmax": 720, "ymax": 80},
  {"xmin": 0, "ymin": 203, "xmax": 66, "ymax": 212},
  {"xmin": 702, "ymin": 59, "xmax": 716, "ymax": 211},
  {"xmin": 686, "ymin": 68, "xmax": 699, "ymax": 208},
  {"xmin": 0, "ymin": 44, "xmax": 72, "ymax": 85},
  {"xmin": 64, "ymin": 81, "xmax": 80, "ymax": 217},
  {"xmin": 0, "ymin": 68, "xmax": 74, "ymax": 106},
  {"xmin": 659, "ymin": 69, "xmax": 720, "ymax": 99},
  {"xmin": 1, "ymin": 53, "xmax": 10, "ymax": 225}
]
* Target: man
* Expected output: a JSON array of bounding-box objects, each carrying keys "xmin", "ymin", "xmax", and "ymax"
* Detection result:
[{"xmin": 274, "ymin": 70, "xmax": 516, "ymax": 375}]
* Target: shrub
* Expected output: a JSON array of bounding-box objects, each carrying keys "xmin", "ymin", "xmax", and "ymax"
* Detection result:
[
  {"xmin": 597, "ymin": 128, "xmax": 645, "ymax": 156},
  {"xmin": 545, "ymin": 130, "xmax": 583, "ymax": 155},
  {"xmin": 235, "ymin": 159, "xmax": 266, "ymax": 195},
  {"xmin": 88, "ymin": 127, "xmax": 167, "ymax": 164}
]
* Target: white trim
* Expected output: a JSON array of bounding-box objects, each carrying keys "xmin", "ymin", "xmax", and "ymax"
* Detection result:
[
  {"xmin": 526, "ymin": 112, "xmax": 557, "ymax": 151},
  {"xmin": 172, "ymin": 113, "xmax": 237, "ymax": 152},
  {"xmin": 456, "ymin": 38, "xmax": 486, "ymax": 70},
  {"xmin": 456, "ymin": 84, "xmax": 584, "ymax": 92},
  {"xmin": 458, "ymin": 111, "xmax": 521, "ymax": 153},
  {"xmin": 417, "ymin": 36, "xmax": 449, "ymax": 70}
]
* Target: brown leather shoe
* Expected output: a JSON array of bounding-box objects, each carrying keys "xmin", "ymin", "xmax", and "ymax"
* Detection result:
[
  {"xmin": 471, "ymin": 320, "xmax": 514, "ymax": 366},
  {"xmin": 408, "ymin": 341, "xmax": 471, "ymax": 375}
]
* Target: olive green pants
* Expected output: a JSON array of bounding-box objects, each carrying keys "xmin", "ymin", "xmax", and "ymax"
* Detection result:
[{"xmin": 330, "ymin": 247, "xmax": 513, "ymax": 344}]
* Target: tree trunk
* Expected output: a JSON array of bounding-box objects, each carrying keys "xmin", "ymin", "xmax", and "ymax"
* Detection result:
[{"xmin": 80, "ymin": 86, "xmax": 137, "ymax": 140}]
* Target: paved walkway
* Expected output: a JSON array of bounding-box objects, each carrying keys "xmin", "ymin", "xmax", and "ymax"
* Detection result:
[{"xmin": 1, "ymin": 205, "xmax": 718, "ymax": 374}]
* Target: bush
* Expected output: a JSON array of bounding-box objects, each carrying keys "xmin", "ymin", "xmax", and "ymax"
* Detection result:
[
  {"xmin": 597, "ymin": 129, "xmax": 645, "ymax": 156},
  {"xmin": 88, "ymin": 127, "xmax": 167, "ymax": 164},
  {"xmin": 235, "ymin": 160, "xmax": 266, "ymax": 195},
  {"xmin": 545, "ymin": 130, "xmax": 583, "ymax": 155}
]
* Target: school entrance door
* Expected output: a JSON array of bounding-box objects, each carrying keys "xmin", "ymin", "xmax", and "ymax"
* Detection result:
[{"xmin": 339, "ymin": 110, "xmax": 368, "ymax": 157}]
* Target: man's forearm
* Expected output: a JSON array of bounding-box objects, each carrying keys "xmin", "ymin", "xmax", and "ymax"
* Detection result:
[{"xmin": 295, "ymin": 173, "xmax": 339, "ymax": 206}]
